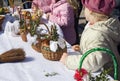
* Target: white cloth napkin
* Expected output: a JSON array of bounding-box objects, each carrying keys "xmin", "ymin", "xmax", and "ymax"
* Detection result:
[
  {"xmin": 4, "ymin": 20, "xmax": 20, "ymax": 36},
  {"xmin": 49, "ymin": 37, "xmax": 66, "ymax": 52},
  {"xmin": 50, "ymin": 41, "xmax": 58, "ymax": 52},
  {"xmin": 26, "ymin": 33, "xmax": 38, "ymax": 45}
]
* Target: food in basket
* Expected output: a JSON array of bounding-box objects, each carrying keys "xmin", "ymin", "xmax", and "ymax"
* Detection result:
[
  {"xmin": 19, "ymin": 9, "xmax": 42, "ymax": 42},
  {"xmin": 19, "ymin": 11, "xmax": 28, "ymax": 42},
  {"xmin": 40, "ymin": 24, "xmax": 67, "ymax": 61},
  {"xmin": 19, "ymin": 11, "xmax": 32, "ymax": 42},
  {"xmin": 0, "ymin": 48, "xmax": 25, "ymax": 63},
  {"xmin": 32, "ymin": 9, "xmax": 43, "ymax": 20}
]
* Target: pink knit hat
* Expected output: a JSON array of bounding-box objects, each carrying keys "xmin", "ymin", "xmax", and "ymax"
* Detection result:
[{"xmin": 81, "ymin": 0, "xmax": 116, "ymax": 15}]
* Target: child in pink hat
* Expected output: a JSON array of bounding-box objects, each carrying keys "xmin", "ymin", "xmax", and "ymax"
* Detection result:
[{"xmin": 60, "ymin": 0, "xmax": 120, "ymax": 80}]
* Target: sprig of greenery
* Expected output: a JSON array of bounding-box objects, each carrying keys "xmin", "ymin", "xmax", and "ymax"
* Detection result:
[
  {"xmin": 29, "ymin": 11, "xmax": 41, "ymax": 36},
  {"xmin": 45, "ymin": 72, "xmax": 59, "ymax": 77},
  {"xmin": 89, "ymin": 68, "xmax": 112, "ymax": 81},
  {"xmin": 19, "ymin": 19, "xmax": 25, "ymax": 29},
  {"xmin": 50, "ymin": 24, "xmax": 59, "ymax": 41}
]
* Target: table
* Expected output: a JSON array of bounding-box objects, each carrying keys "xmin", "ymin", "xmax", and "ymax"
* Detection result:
[
  {"xmin": 0, "ymin": 33, "xmax": 114, "ymax": 81},
  {"xmin": 0, "ymin": 32, "xmax": 77, "ymax": 81},
  {"xmin": 0, "ymin": 12, "xmax": 77, "ymax": 81},
  {"xmin": 0, "ymin": 9, "xmax": 114, "ymax": 81}
]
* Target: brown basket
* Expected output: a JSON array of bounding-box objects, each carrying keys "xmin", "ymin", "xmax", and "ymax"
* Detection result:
[
  {"xmin": 31, "ymin": 23, "xmax": 50, "ymax": 53},
  {"xmin": 19, "ymin": 10, "xmax": 32, "ymax": 42},
  {"xmin": 32, "ymin": 38, "xmax": 42, "ymax": 52},
  {"xmin": 20, "ymin": 32, "xmax": 27, "ymax": 42},
  {"xmin": 40, "ymin": 24, "xmax": 67, "ymax": 61},
  {"xmin": 19, "ymin": 2, "xmax": 42, "ymax": 42},
  {"xmin": 41, "ymin": 39, "xmax": 67, "ymax": 61},
  {"xmin": 0, "ymin": 15, "xmax": 5, "ymax": 31}
]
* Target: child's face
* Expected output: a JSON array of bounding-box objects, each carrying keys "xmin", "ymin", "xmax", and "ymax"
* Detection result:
[{"xmin": 84, "ymin": 7, "xmax": 91, "ymax": 21}]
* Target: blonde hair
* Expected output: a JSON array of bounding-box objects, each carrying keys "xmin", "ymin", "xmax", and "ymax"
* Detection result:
[{"xmin": 91, "ymin": 11, "xmax": 110, "ymax": 21}]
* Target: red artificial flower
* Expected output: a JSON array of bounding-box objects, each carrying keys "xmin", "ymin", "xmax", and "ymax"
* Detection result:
[{"xmin": 74, "ymin": 68, "xmax": 88, "ymax": 81}]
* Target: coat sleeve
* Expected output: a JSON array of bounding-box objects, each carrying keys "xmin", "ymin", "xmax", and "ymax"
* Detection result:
[
  {"xmin": 40, "ymin": 6, "xmax": 51, "ymax": 13},
  {"xmin": 49, "ymin": 3, "xmax": 74, "ymax": 27},
  {"xmin": 65, "ymin": 29, "xmax": 111, "ymax": 72},
  {"xmin": 65, "ymin": 51, "xmax": 110, "ymax": 72},
  {"xmin": 32, "ymin": 0, "xmax": 55, "ymax": 13}
]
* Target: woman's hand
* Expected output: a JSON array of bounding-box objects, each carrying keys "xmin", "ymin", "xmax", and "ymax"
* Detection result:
[
  {"xmin": 72, "ymin": 45, "xmax": 80, "ymax": 51},
  {"xmin": 60, "ymin": 53, "xmax": 68, "ymax": 65}
]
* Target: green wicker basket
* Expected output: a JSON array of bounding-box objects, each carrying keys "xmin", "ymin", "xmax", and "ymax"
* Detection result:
[{"xmin": 77, "ymin": 47, "xmax": 118, "ymax": 80}]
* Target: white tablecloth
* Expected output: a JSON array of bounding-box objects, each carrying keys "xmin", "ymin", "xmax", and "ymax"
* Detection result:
[
  {"xmin": 0, "ymin": 12, "xmax": 76, "ymax": 80},
  {"xmin": 0, "ymin": 33, "xmax": 76, "ymax": 81},
  {"xmin": 0, "ymin": 11, "xmax": 76, "ymax": 81},
  {"xmin": 0, "ymin": 33, "xmax": 114, "ymax": 81}
]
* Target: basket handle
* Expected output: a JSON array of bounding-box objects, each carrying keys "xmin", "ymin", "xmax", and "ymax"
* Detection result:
[
  {"xmin": 40, "ymin": 23, "xmax": 51, "ymax": 35},
  {"xmin": 78, "ymin": 47, "xmax": 118, "ymax": 80}
]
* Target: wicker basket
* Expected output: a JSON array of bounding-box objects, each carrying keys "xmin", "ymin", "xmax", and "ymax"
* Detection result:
[
  {"xmin": 75, "ymin": 47, "xmax": 118, "ymax": 81},
  {"xmin": 19, "ymin": 1, "xmax": 42, "ymax": 42},
  {"xmin": 19, "ymin": 11, "xmax": 31, "ymax": 42},
  {"xmin": 40, "ymin": 24, "xmax": 67, "ymax": 61},
  {"xmin": 0, "ymin": 15, "xmax": 5, "ymax": 31},
  {"xmin": 41, "ymin": 39, "xmax": 67, "ymax": 61},
  {"xmin": 19, "ymin": 29, "xmax": 27, "ymax": 42},
  {"xmin": 32, "ymin": 37, "xmax": 42, "ymax": 52}
]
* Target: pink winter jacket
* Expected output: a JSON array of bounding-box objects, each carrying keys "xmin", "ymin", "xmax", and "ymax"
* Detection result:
[
  {"xmin": 32, "ymin": 0, "xmax": 55, "ymax": 13},
  {"xmin": 49, "ymin": 0, "xmax": 76, "ymax": 45}
]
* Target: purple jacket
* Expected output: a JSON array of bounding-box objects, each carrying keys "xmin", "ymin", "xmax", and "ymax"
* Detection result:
[
  {"xmin": 49, "ymin": 0, "xmax": 76, "ymax": 45},
  {"xmin": 32, "ymin": 0, "xmax": 55, "ymax": 13}
]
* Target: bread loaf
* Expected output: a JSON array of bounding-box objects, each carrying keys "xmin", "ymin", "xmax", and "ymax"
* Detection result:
[{"xmin": 0, "ymin": 48, "xmax": 25, "ymax": 63}]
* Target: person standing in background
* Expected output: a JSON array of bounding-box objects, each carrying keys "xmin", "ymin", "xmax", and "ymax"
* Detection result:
[
  {"xmin": 67, "ymin": 0, "xmax": 83, "ymax": 44},
  {"xmin": 47, "ymin": 0, "xmax": 76, "ymax": 45}
]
